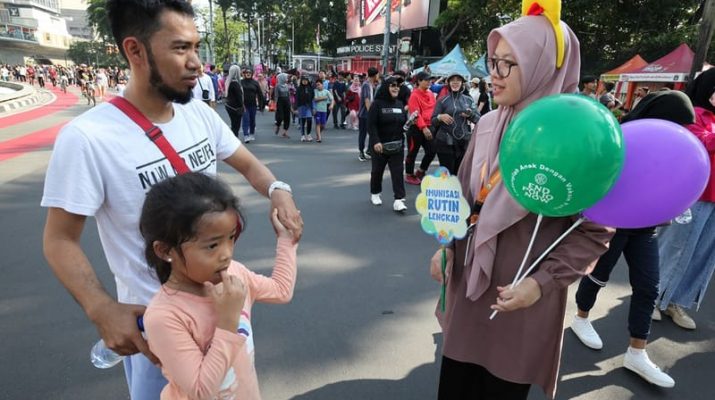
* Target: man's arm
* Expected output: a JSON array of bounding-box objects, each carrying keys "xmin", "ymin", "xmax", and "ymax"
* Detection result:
[
  {"xmin": 223, "ymin": 146, "xmax": 303, "ymax": 242},
  {"xmin": 42, "ymin": 207, "xmax": 158, "ymax": 363}
]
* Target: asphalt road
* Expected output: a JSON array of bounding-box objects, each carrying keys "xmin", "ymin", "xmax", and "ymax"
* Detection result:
[{"xmin": 1, "ymin": 96, "xmax": 713, "ymax": 399}]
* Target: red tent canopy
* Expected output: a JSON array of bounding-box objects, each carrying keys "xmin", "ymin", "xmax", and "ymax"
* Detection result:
[
  {"xmin": 621, "ymin": 44, "xmax": 695, "ymax": 82},
  {"xmin": 602, "ymin": 55, "xmax": 648, "ymax": 78}
]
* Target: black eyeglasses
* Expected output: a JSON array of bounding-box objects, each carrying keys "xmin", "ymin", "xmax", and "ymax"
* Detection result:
[
  {"xmin": 489, "ymin": 57, "xmax": 519, "ymax": 79},
  {"xmin": 389, "ymin": 83, "xmax": 401, "ymax": 88}
]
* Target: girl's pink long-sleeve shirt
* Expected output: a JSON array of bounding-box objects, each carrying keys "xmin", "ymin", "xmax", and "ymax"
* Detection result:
[{"xmin": 144, "ymin": 238, "xmax": 297, "ymax": 400}]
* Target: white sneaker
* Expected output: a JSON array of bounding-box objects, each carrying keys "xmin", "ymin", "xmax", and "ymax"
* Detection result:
[
  {"xmin": 623, "ymin": 347, "xmax": 675, "ymax": 388},
  {"xmin": 652, "ymin": 308, "xmax": 662, "ymax": 321},
  {"xmin": 570, "ymin": 315, "xmax": 603, "ymax": 350},
  {"xmin": 249, "ymin": 134, "xmax": 256, "ymax": 142},
  {"xmin": 393, "ymin": 198, "xmax": 407, "ymax": 212},
  {"xmin": 664, "ymin": 304, "xmax": 696, "ymax": 330},
  {"xmin": 370, "ymin": 194, "xmax": 382, "ymax": 206}
]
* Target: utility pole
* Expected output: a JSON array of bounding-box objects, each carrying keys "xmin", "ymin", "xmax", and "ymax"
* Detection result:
[
  {"xmin": 689, "ymin": 0, "xmax": 715, "ymax": 82},
  {"xmin": 208, "ymin": 0, "xmax": 214, "ymax": 64},
  {"xmin": 382, "ymin": 2, "xmax": 392, "ymax": 75},
  {"xmin": 395, "ymin": 1, "xmax": 402, "ymax": 71}
]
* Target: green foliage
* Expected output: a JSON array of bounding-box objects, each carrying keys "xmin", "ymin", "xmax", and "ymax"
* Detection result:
[
  {"xmin": 67, "ymin": 40, "xmax": 126, "ymax": 67},
  {"xmin": 86, "ymin": 0, "xmax": 112, "ymax": 43},
  {"xmin": 435, "ymin": 0, "xmax": 711, "ymax": 75}
]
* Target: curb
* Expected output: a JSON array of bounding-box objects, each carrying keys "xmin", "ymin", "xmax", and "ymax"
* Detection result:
[{"xmin": 0, "ymin": 89, "xmax": 53, "ymax": 114}]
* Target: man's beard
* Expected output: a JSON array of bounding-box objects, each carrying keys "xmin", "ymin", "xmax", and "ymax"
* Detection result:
[{"xmin": 147, "ymin": 47, "xmax": 193, "ymax": 104}]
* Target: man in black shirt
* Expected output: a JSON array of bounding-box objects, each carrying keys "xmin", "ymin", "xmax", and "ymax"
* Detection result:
[{"xmin": 332, "ymin": 72, "xmax": 348, "ymax": 129}]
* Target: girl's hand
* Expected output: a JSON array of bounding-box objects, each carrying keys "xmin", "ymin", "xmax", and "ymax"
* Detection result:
[
  {"xmin": 430, "ymin": 247, "xmax": 453, "ymax": 284},
  {"xmin": 271, "ymin": 208, "xmax": 292, "ymax": 240},
  {"xmin": 204, "ymin": 271, "xmax": 246, "ymax": 332},
  {"xmin": 490, "ymin": 277, "xmax": 542, "ymax": 313}
]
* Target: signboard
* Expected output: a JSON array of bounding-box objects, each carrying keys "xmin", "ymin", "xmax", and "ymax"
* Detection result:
[
  {"xmin": 346, "ymin": 0, "xmax": 433, "ymax": 40},
  {"xmin": 620, "ymin": 73, "xmax": 687, "ymax": 82}
]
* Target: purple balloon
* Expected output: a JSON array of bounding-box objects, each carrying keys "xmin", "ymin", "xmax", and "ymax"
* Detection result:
[{"xmin": 583, "ymin": 119, "xmax": 710, "ymax": 228}]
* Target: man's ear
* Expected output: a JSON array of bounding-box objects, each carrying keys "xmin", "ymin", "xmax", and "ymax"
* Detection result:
[{"xmin": 123, "ymin": 37, "xmax": 146, "ymax": 68}]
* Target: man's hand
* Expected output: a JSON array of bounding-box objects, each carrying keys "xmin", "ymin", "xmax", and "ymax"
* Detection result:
[
  {"xmin": 270, "ymin": 190, "xmax": 303, "ymax": 243},
  {"xmin": 91, "ymin": 299, "xmax": 160, "ymax": 365},
  {"xmin": 490, "ymin": 277, "xmax": 542, "ymax": 313}
]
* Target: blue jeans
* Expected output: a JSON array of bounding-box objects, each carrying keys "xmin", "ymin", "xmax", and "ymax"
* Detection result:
[
  {"xmin": 575, "ymin": 228, "xmax": 659, "ymax": 340},
  {"xmin": 241, "ymin": 105, "xmax": 257, "ymax": 137},
  {"xmin": 657, "ymin": 201, "xmax": 715, "ymax": 311},
  {"xmin": 123, "ymin": 352, "xmax": 168, "ymax": 399}
]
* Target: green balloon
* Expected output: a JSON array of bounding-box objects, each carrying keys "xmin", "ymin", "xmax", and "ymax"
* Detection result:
[{"xmin": 499, "ymin": 94, "xmax": 624, "ymax": 217}]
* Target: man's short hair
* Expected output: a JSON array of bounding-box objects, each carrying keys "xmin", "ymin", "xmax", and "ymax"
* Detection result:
[
  {"xmin": 603, "ymin": 81, "xmax": 615, "ymax": 92},
  {"xmin": 107, "ymin": 0, "xmax": 194, "ymax": 62},
  {"xmin": 580, "ymin": 75, "xmax": 597, "ymax": 85},
  {"xmin": 367, "ymin": 67, "xmax": 379, "ymax": 78}
]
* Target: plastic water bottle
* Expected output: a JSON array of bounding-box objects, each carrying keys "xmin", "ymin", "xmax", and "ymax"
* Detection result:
[
  {"xmin": 90, "ymin": 316, "xmax": 144, "ymax": 369},
  {"xmin": 674, "ymin": 208, "xmax": 693, "ymax": 224},
  {"xmin": 403, "ymin": 110, "xmax": 419, "ymax": 132}
]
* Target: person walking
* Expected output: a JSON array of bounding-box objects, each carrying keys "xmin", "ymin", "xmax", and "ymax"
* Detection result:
[
  {"xmin": 240, "ymin": 68, "xmax": 263, "ymax": 143},
  {"xmin": 430, "ymin": 71, "xmax": 480, "ymax": 175},
  {"xmin": 345, "ymin": 77, "xmax": 361, "ymax": 130},
  {"xmin": 224, "ymin": 65, "xmax": 245, "ymax": 139},
  {"xmin": 313, "ymin": 80, "xmax": 333, "ymax": 142},
  {"xmin": 41, "ymin": 2, "xmax": 303, "ymax": 399},
  {"xmin": 273, "ymin": 73, "xmax": 292, "ymax": 138},
  {"xmin": 570, "ymin": 91, "xmax": 695, "ymax": 389},
  {"xmin": 405, "ymin": 71, "xmax": 437, "ymax": 184},
  {"xmin": 295, "ymin": 76, "xmax": 315, "ymax": 142},
  {"xmin": 655, "ymin": 68, "xmax": 715, "ymax": 330},
  {"xmin": 358, "ymin": 67, "xmax": 379, "ymax": 161},
  {"xmin": 367, "ymin": 76, "xmax": 408, "ymax": 212},
  {"xmin": 428, "ymin": 10, "xmax": 613, "ymax": 400},
  {"xmin": 332, "ymin": 72, "xmax": 348, "ymax": 129}
]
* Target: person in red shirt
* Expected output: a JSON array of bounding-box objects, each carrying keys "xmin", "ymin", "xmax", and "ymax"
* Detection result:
[{"xmin": 405, "ymin": 71, "xmax": 437, "ymax": 185}]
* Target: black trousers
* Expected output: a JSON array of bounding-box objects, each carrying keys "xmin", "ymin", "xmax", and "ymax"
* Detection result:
[
  {"xmin": 370, "ymin": 149, "xmax": 406, "ymax": 199},
  {"xmin": 358, "ymin": 116, "xmax": 368, "ymax": 152},
  {"xmin": 225, "ymin": 106, "xmax": 244, "ymax": 138},
  {"xmin": 436, "ymin": 138, "xmax": 470, "ymax": 176},
  {"xmin": 438, "ymin": 356, "xmax": 530, "ymax": 400},
  {"xmin": 405, "ymin": 127, "xmax": 436, "ymax": 175},
  {"xmin": 274, "ymin": 97, "xmax": 291, "ymax": 130},
  {"xmin": 332, "ymin": 101, "xmax": 347, "ymax": 126}
]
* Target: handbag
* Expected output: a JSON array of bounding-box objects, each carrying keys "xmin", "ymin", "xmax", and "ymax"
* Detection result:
[
  {"xmin": 382, "ymin": 139, "xmax": 403, "ymax": 155},
  {"xmin": 198, "ymin": 79, "xmax": 210, "ymax": 100}
]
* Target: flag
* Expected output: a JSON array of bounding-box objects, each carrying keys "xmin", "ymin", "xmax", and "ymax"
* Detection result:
[{"xmin": 316, "ymin": 24, "xmax": 320, "ymax": 46}]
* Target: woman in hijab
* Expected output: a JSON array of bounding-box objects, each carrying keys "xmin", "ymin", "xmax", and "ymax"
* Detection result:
[
  {"xmin": 223, "ymin": 65, "xmax": 244, "ymax": 138},
  {"xmin": 655, "ymin": 68, "xmax": 715, "ymax": 330},
  {"xmin": 273, "ymin": 73, "xmax": 292, "ymax": 137},
  {"xmin": 570, "ymin": 91, "xmax": 695, "ymax": 389},
  {"xmin": 430, "ymin": 71, "xmax": 480, "ymax": 175},
  {"xmin": 428, "ymin": 7, "xmax": 614, "ymax": 400},
  {"xmin": 345, "ymin": 77, "xmax": 362, "ymax": 130}
]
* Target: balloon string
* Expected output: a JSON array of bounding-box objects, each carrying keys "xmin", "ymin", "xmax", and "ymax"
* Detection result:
[
  {"xmin": 440, "ymin": 246, "xmax": 447, "ymax": 313},
  {"xmin": 511, "ymin": 214, "xmax": 543, "ymax": 289},
  {"xmin": 489, "ymin": 216, "xmax": 585, "ymax": 320}
]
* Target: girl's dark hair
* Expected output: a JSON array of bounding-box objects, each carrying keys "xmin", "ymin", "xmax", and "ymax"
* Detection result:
[
  {"xmin": 107, "ymin": 0, "xmax": 195, "ymax": 62},
  {"xmin": 139, "ymin": 173, "xmax": 244, "ymax": 284},
  {"xmin": 478, "ymin": 80, "xmax": 488, "ymax": 92}
]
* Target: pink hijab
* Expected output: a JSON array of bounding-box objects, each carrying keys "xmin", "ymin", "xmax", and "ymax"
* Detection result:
[{"xmin": 460, "ymin": 15, "xmax": 581, "ymax": 301}]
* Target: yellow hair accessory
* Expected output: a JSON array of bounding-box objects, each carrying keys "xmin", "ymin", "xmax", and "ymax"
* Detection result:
[{"xmin": 522, "ymin": 0, "xmax": 565, "ymax": 68}]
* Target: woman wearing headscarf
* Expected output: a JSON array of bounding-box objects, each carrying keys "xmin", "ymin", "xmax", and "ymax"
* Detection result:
[
  {"xmin": 257, "ymin": 73, "xmax": 270, "ymax": 108},
  {"xmin": 273, "ymin": 73, "xmax": 292, "ymax": 137},
  {"xmin": 428, "ymin": 5, "xmax": 614, "ymax": 399},
  {"xmin": 345, "ymin": 77, "xmax": 362, "ymax": 130},
  {"xmin": 570, "ymin": 91, "xmax": 695, "ymax": 389},
  {"xmin": 430, "ymin": 72, "xmax": 480, "ymax": 175},
  {"xmin": 223, "ymin": 65, "xmax": 245, "ymax": 139},
  {"xmin": 367, "ymin": 76, "xmax": 408, "ymax": 212},
  {"xmin": 655, "ymin": 67, "xmax": 715, "ymax": 330}
]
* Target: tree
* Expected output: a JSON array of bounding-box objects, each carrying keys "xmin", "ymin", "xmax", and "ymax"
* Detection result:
[
  {"xmin": 67, "ymin": 40, "xmax": 125, "ymax": 67},
  {"xmin": 86, "ymin": 0, "xmax": 112, "ymax": 43}
]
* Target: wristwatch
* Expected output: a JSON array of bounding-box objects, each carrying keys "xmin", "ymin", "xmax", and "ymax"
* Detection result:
[{"xmin": 268, "ymin": 180, "xmax": 292, "ymax": 198}]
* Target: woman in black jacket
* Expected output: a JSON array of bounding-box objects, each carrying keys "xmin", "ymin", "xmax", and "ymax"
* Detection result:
[
  {"xmin": 368, "ymin": 76, "xmax": 408, "ymax": 212},
  {"xmin": 224, "ymin": 65, "xmax": 244, "ymax": 138},
  {"xmin": 431, "ymin": 72, "xmax": 480, "ymax": 175}
]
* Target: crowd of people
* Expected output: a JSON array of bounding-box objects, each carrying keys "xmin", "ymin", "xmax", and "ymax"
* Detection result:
[{"xmin": 34, "ymin": 0, "xmax": 715, "ymax": 400}]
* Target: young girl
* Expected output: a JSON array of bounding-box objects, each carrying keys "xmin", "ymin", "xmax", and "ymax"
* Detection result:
[{"xmin": 141, "ymin": 172, "xmax": 298, "ymax": 400}]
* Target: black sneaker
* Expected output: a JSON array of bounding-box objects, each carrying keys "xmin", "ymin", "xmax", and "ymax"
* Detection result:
[{"xmin": 358, "ymin": 151, "xmax": 367, "ymax": 162}]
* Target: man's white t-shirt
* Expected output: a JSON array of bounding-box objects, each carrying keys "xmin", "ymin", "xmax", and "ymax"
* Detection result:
[
  {"xmin": 192, "ymin": 74, "xmax": 215, "ymax": 102},
  {"xmin": 41, "ymin": 99, "xmax": 241, "ymax": 305}
]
